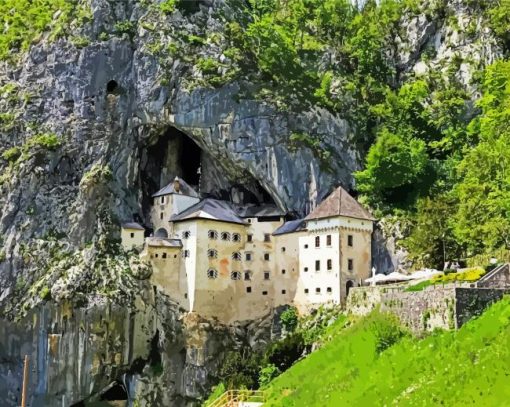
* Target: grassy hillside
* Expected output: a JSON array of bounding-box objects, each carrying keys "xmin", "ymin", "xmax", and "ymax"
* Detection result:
[{"xmin": 264, "ymin": 297, "xmax": 510, "ymax": 406}]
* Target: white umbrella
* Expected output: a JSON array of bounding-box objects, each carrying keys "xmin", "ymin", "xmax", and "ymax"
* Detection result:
[
  {"xmin": 383, "ymin": 271, "xmax": 415, "ymax": 282},
  {"xmin": 364, "ymin": 274, "xmax": 390, "ymax": 284},
  {"xmin": 410, "ymin": 269, "xmax": 442, "ymax": 280}
]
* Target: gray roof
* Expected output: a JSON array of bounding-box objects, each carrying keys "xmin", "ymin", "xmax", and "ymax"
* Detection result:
[
  {"xmin": 273, "ymin": 219, "xmax": 306, "ymax": 236},
  {"xmin": 121, "ymin": 222, "xmax": 145, "ymax": 230},
  {"xmin": 147, "ymin": 237, "xmax": 182, "ymax": 248},
  {"xmin": 152, "ymin": 177, "xmax": 199, "ymax": 198},
  {"xmin": 234, "ymin": 203, "xmax": 286, "ymax": 218},
  {"xmin": 170, "ymin": 198, "xmax": 247, "ymax": 225}
]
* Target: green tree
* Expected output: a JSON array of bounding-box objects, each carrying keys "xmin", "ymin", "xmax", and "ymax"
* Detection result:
[
  {"xmin": 355, "ymin": 130, "xmax": 429, "ymax": 208},
  {"xmin": 453, "ymin": 61, "xmax": 510, "ymax": 253},
  {"xmin": 405, "ymin": 195, "xmax": 463, "ymax": 269}
]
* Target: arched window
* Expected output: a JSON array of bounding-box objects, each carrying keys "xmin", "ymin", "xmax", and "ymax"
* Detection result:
[
  {"xmin": 207, "ymin": 249, "xmax": 218, "ymax": 258},
  {"xmin": 231, "ymin": 271, "xmax": 241, "ymax": 280},
  {"xmin": 221, "ymin": 232, "xmax": 231, "ymax": 241},
  {"xmin": 208, "ymin": 230, "xmax": 218, "ymax": 240},
  {"xmin": 232, "ymin": 233, "xmax": 241, "ymax": 242},
  {"xmin": 207, "ymin": 268, "xmax": 218, "ymax": 279},
  {"xmin": 182, "ymin": 231, "xmax": 191, "ymax": 239},
  {"xmin": 231, "ymin": 252, "xmax": 241, "ymax": 261}
]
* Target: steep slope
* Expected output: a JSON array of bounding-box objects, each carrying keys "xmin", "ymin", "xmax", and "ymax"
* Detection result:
[{"xmin": 264, "ymin": 297, "xmax": 510, "ymax": 406}]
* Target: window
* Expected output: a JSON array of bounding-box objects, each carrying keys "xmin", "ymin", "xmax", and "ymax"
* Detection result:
[
  {"xmin": 245, "ymin": 252, "xmax": 252, "ymax": 261},
  {"xmin": 231, "ymin": 271, "xmax": 241, "ymax": 280},
  {"xmin": 264, "ymin": 233, "xmax": 271, "ymax": 242},
  {"xmin": 281, "ymin": 247, "xmax": 286, "ymax": 252},
  {"xmin": 182, "ymin": 231, "xmax": 190, "ymax": 239},
  {"xmin": 327, "ymin": 259, "xmax": 332, "ymax": 271},
  {"xmin": 244, "ymin": 271, "xmax": 251, "ymax": 281},
  {"xmin": 160, "ymin": 196, "xmax": 164, "ymax": 204},
  {"xmin": 248, "ymin": 219, "xmax": 252, "ymax": 223},
  {"xmin": 327, "ymin": 287, "xmax": 332, "ymax": 293},
  {"xmin": 155, "ymin": 253, "xmax": 159, "ymax": 258},
  {"xmin": 130, "ymin": 232, "xmax": 134, "ymax": 238},
  {"xmin": 246, "ymin": 287, "xmax": 252, "ymax": 293},
  {"xmin": 221, "ymin": 232, "xmax": 231, "ymax": 241},
  {"xmin": 174, "ymin": 254, "xmax": 177, "ymax": 258},
  {"xmin": 207, "ymin": 249, "xmax": 217, "ymax": 259},
  {"xmin": 162, "ymin": 253, "xmax": 167, "ymax": 259},
  {"xmin": 207, "ymin": 268, "xmax": 218, "ymax": 279},
  {"xmin": 315, "ymin": 236, "xmax": 320, "ymax": 248},
  {"xmin": 264, "ymin": 253, "xmax": 270, "ymax": 261},
  {"xmin": 316, "ymin": 287, "xmax": 321, "ymax": 294},
  {"xmin": 304, "ymin": 267, "xmax": 308, "ymax": 272},
  {"xmin": 315, "ymin": 260, "xmax": 320, "ymax": 271},
  {"xmin": 348, "ymin": 235, "xmax": 353, "ymax": 247},
  {"xmin": 208, "ymin": 230, "xmax": 218, "ymax": 240},
  {"xmin": 232, "ymin": 233, "xmax": 241, "ymax": 242},
  {"xmin": 326, "ymin": 234, "xmax": 332, "ymax": 246},
  {"xmin": 264, "ymin": 271, "xmax": 270, "ymax": 280},
  {"xmin": 348, "ymin": 259, "xmax": 353, "ymax": 271},
  {"xmin": 281, "ymin": 289, "xmax": 286, "ymax": 294},
  {"xmin": 247, "ymin": 234, "xmax": 253, "ymax": 242},
  {"xmin": 184, "ymin": 293, "xmax": 188, "ymax": 299},
  {"xmin": 160, "ymin": 213, "xmax": 163, "ymax": 220},
  {"xmin": 304, "ymin": 244, "xmax": 308, "ymax": 249},
  {"xmin": 183, "ymin": 250, "xmax": 190, "ymax": 258},
  {"xmin": 262, "ymin": 291, "xmax": 268, "ymax": 296},
  {"xmin": 281, "ymin": 269, "xmax": 286, "ymax": 275},
  {"xmin": 232, "ymin": 252, "xmax": 241, "ymax": 261},
  {"xmin": 304, "ymin": 288, "xmax": 309, "ymax": 294}
]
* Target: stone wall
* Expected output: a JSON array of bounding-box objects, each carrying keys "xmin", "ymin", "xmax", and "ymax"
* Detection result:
[
  {"xmin": 347, "ymin": 284, "xmax": 510, "ymax": 333},
  {"xmin": 455, "ymin": 288, "xmax": 508, "ymax": 328}
]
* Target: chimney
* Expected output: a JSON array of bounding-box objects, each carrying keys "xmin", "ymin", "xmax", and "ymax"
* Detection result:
[{"xmin": 173, "ymin": 176, "xmax": 181, "ymax": 193}]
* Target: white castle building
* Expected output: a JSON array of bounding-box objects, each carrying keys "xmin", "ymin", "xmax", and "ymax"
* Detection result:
[{"xmin": 122, "ymin": 177, "xmax": 374, "ymax": 323}]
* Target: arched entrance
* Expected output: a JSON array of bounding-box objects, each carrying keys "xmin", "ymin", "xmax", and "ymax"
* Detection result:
[
  {"xmin": 346, "ymin": 280, "xmax": 354, "ymax": 296},
  {"xmin": 154, "ymin": 228, "xmax": 168, "ymax": 238}
]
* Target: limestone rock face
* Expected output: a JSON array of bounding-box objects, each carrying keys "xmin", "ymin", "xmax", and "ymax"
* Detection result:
[{"xmin": 0, "ymin": 288, "xmax": 280, "ymax": 406}]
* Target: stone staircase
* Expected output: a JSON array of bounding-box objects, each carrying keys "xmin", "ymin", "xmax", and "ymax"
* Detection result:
[
  {"xmin": 207, "ymin": 390, "xmax": 266, "ymax": 407},
  {"xmin": 476, "ymin": 263, "xmax": 510, "ymax": 288}
]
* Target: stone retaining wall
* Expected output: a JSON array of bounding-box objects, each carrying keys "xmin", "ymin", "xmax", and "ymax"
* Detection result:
[{"xmin": 347, "ymin": 284, "xmax": 509, "ymax": 333}]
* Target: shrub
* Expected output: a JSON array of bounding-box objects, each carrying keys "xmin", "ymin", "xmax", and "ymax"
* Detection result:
[
  {"xmin": 280, "ymin": 307, "xmax": 298, "ymax": 332},
  {"xmin": 114, "ymin": 21, "xmax": 136, "ymax": 37},
  {"xmin": 39, "ymin": 285, "xmax": 51, "ymax": 300},
  {"xmin": 218, "ymin": 350, "xmax": 261, "ymax": 389},
  {"xmin": 259, "ymin": 364, "xmax": 281, "ymax": 387},
  {"xmin": 2, "ymin": 146, "xmax": 21, "ymax": 162},
  {"xmin": 197, "ymin": 57, "xmax": 221, "ymax": 74},
  {"xmin": 159, "ymin": 0, "xmax": 176, "ymax": 14},
  {"xmin": 264, "ymin": 332, "xmax": 306, "ymax": 372},
  {"xmin": 27, "ymin": 133, "xmax": 61, "ymax": 150},
  {"xmin": 371, "ymin": 314, "xmax": 406, "ymax": 354}
]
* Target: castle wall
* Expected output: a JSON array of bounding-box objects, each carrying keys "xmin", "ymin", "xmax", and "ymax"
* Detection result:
[
  {"xmin": 347, "ymin": 285, "xmax": 510, "ymax": 333},
  {"xmin": 121, "ymin": 228, "xmax": 145, "ymax": 250},
  {"xmin": 274, "ymin": 231, "xmax": 303, "ymax": 310},
  {"xmin": 143, "ymin": 245, "xmax": 187, "ymax": 308}
]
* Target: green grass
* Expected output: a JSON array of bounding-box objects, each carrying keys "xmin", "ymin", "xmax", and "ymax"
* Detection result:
[{"xmin": 264, "ymin": 297, "xmax": 510, "ymax": 406}]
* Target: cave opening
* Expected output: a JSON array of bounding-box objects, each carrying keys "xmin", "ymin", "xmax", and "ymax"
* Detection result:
[
  {"xmin": 99, "ymin": 381, "xmax": 128, "ymax": 401},
  {"xmin": 138, "ymin": 126, "xmax": 279, "ymax": 224},
  {"xmin": 106, "ymin": 80, "xmax": 118, "ymax": 94}
]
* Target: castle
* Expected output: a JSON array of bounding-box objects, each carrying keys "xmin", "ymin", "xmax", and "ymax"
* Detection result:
[{"xmin": 121, "ymin": 177, "xmax": 374, "ymax": 323}]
